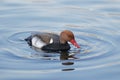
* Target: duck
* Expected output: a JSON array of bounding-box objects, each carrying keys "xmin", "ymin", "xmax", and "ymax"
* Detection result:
[{"xmin": 25, "ymin": 30, "xmax": 80, "ymax": 52}]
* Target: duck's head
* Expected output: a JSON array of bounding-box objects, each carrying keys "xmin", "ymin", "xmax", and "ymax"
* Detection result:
[{"xmin": 60, "ymin": 30, "xmax": 80, "ymax": 48}]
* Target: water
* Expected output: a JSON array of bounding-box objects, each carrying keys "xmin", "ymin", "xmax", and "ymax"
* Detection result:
[{"xmin": 0, "ymin": 0, "xmax": 120, "ymax": 80}]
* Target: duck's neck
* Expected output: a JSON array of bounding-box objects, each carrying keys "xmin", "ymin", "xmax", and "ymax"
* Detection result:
[
  {"xmin": 60, "ymin": 37, "xmax": 67, "ymax": 44},
  {"xmin": 60, "ymin": 32, "xmax": 67, "ymax": 44}
]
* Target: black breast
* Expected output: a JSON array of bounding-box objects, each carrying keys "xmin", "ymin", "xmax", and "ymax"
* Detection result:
[{"xmin": 41, "ymin": 42, "xmax": 70, "ymax": 52}]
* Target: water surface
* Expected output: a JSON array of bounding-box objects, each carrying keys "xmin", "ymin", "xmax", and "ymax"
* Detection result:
[{"xmin": 0, "ymin": 0, "xmax": 120, "ymax": 80}]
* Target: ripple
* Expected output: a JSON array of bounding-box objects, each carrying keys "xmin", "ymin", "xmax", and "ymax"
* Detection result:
[
  {"xmin": 7, "ymin": 26, "xmax": 116, "ymax": 62},
  {"xmin": 2, "ymin": 4, "xmax": 119, "ymax": 74},
  {"xmin": 76, "ymin": 31, "xmax": 115, "ymax": 59},
  {"xmin": 5, "ymin": 27, "xmax": 119, "ymax": 76},
  {"xmin": 0, "ymin": 0, "xmax": 120, "ymax": 80}
]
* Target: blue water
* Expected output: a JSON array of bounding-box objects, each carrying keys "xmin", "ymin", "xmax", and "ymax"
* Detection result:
[{"xmin": 0, "ymin": 0, "xmax": 120, "ymax": 80}]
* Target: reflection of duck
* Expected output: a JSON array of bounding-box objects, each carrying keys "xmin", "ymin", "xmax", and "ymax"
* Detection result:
[
  {"xmin": 60, "ymin": 51, "xmax": 75, "ymax": 71},
  {"xmin": 60, "ymin": 51, "xmax": 78, "ymax": 60},
  {"xmin": 25, "ymin": 30, "xmax": 80, "ymax": 52}
]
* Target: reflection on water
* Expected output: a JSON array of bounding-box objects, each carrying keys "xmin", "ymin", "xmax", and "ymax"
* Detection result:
[
  {"xmin": 0, "ymin": 0, "xmax": 120, "ymax": 80},
  {"xmin": 60, "ymin": 52, "xmax": 75, "ymax": 71}
]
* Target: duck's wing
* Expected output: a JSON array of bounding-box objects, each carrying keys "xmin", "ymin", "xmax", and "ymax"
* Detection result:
[{"xmin": 33, "ymin": 32, "xmax": 60, "ymax": 44}]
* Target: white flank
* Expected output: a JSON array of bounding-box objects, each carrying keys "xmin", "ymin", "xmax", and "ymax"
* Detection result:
[
  {"xmin": 49, "ymin": 38, "xmax": 53, "ymax": 44},
  {"xmin": 32, "ymin": 36, "xmax": 46, "ymax": 48}
]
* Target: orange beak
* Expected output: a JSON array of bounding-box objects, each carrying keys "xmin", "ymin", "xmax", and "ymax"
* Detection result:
[{"xmin": 70, "ymin": 39, "xmax": 80, "ymax": 48}]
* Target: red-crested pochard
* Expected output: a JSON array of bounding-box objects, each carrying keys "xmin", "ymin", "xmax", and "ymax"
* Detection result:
[{"xmin": 25, "ymin": 30, "xmax": 80, "ymax": 52}]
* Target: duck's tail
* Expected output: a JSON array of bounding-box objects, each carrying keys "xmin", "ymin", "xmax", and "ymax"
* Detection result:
[{"xmin": 25, "ymin": 36, "xmax": 32, "ymax": 46}]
